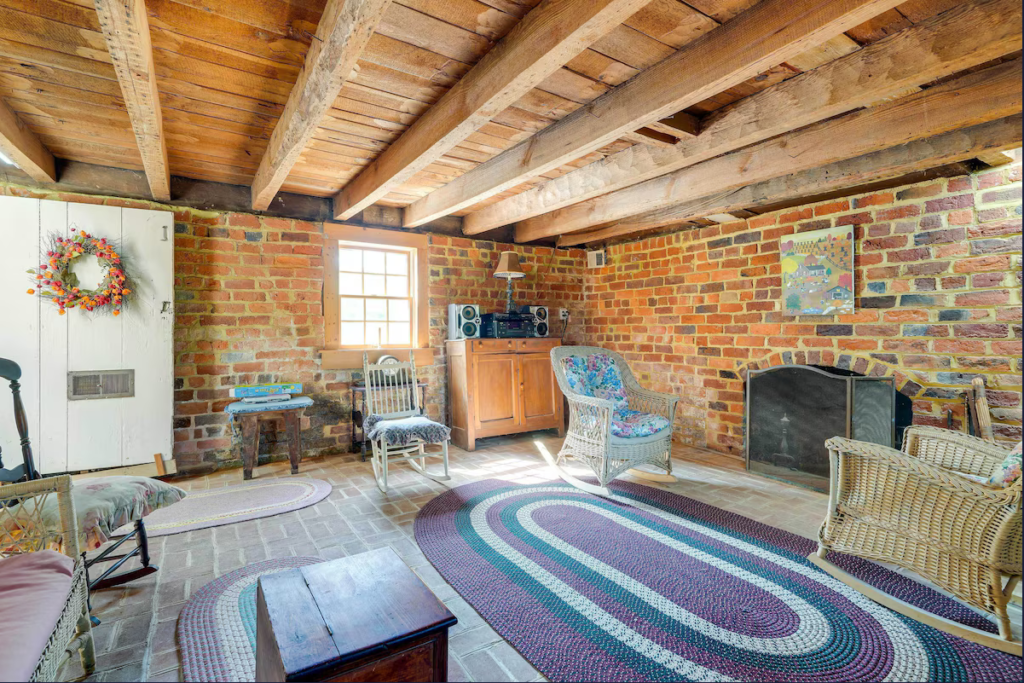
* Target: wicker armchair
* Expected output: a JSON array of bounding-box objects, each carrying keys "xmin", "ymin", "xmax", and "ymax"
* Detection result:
[
  {"xmin": 1, "ymin": 475, "xmax": 96, "ymax": 680},
  {"xmin": 548, "ymin": 347, "xmax": 679, "ymax": 497},
  {"xmin": 809, "ymin": 426, "xmax": 1021, "ymax": 655}
]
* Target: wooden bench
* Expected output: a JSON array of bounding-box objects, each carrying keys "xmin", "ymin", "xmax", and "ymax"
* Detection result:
[{"xmin": 256, "ymin": 547, "xmax": 457, "ymax": 682}]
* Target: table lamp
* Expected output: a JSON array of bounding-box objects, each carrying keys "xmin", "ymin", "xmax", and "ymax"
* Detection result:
[{"xmin": 493, "ymin": 251, "xmax": 525, "ymax": 313}]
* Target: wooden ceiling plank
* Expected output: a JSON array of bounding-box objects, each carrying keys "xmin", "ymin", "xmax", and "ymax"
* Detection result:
[
  {"xmin": 560, "ymin": 116, "xmax": 1022, "ymax": 246},
  {"xmin": 976, "ymin": 150, "xmax": 1017, "ymax": 167},
  {"xmin": 466, "ymin": 0, "xmax": 1023, "ymax": 234},
  {"xmin": 94, "ymin": 0, "xmax": 170, "ymax": 200},
  {"xmin": 516, "ymin": 58, "xmax": 1023, "ymax": 241},
  {"xmin": 250, "ymin": 0, "xmax": 393, "ymax": 211},
  {"xmin": 331, "ymin": 0, "xmax": 652, "ymax": 221},
  {"xmin": 0, "ymin": 96, "xmax": 56, "ymax": 182},
  {"xmin": 406, "ymin": 0, "xmax": 907, "ymax": 227}
]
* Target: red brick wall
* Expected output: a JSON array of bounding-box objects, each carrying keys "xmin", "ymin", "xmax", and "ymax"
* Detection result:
[
  {"xmin": 582, "ymin": 155, "xmax": 1023, "ymax": 455},
  {"xmin": 1, "ymin": 183, "xmax": 585, "ymax": 470}
]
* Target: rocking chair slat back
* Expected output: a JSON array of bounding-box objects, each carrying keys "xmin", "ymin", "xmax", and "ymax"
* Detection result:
[{"xmin": 363, "ymin": 353, "xmax": 420, "ymax": 420}]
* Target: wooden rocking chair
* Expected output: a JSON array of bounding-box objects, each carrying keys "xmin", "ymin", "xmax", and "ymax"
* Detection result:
[
  {"xmin": 362, "ymin": 353, "xmax": 450, "ymax": 493},
  {"xmin": 810, "ymin": 426, "xmax": 1021, "ymax": 656}
]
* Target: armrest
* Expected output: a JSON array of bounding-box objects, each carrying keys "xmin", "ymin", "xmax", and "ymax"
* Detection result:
[
  {"xmin": 564, "ymin": 394, "xmax": 615, "ymax": 444},
  {"xmin": 903, "ymin": 425, "xmax": 1009, "ymax": 477},
  {"xmin": 0, "ymin": 474, "xmax": 79, "ymax": 559},
  {"xmin": 626, "ymin": 386, "xmax": 679, "ymax": 419}
]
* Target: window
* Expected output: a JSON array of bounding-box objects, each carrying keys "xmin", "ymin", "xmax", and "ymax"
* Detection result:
[{"xmin": 322, "ymin": 224, "xmax": 430, "ymax": 369}]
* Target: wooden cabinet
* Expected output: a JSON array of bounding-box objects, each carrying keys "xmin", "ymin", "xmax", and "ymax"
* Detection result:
[{"xmin": 447, "ymin": 338, "xmax": 564, "ymax": 451}]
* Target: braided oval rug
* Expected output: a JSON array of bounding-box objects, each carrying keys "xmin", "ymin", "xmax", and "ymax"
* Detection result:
[{"xmin": 414, "ymin": 479, "xmax": 1019, "ymax": 682}]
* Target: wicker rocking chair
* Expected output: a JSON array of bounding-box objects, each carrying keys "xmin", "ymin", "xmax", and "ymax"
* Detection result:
[
  {"xmin": 809, "ymin": 426, "xmax": 1022, "ymax": 656},
  {"xmin": 362, "ymin": 352, "xmax": 450, "ymax": 493},
  {"xmin": 548, "ymin": 347, "xmax": 679, "ymax": 497}
]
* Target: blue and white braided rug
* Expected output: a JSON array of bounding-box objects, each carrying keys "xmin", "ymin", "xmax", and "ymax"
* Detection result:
[{"xmin": 414, "ymin": 479, "xmax": 1019, "ymax": 682}]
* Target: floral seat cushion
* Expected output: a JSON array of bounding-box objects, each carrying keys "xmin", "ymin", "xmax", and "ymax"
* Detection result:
[
  {"xmin": 611, "ymin": 409, "xmax": 671, "ymax": 439},
  {"xmin": 560, "ymin": 354, "xmax": 628, "ymax": 410},
  {"xmin": 365, "ymin": 415, "xmax": 451, "ymax": 447},
  {"xmin": 988, "ymin": 440, "xmax": 1022, "ymax": 487}
]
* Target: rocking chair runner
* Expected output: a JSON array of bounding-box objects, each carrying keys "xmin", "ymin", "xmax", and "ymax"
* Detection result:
[
  {"xmin": 362, "ymin": 353, "xmax": 450, "ymax": 492},
  {"xmin": 810, "ymin": 426, "xmax": 1022, "ymax": 656},
  {"xmin": 548, "ymin": 347, "xmax": 679, "ymax": 497}
]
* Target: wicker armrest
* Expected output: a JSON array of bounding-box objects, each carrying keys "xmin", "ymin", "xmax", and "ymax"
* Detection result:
[
  {"xmin": 902, "ymin": 425, "xmax": 1010, "ymax": 477},
  {"xmin": 625, "ymin": 386, "xmax": 679, "ymax": 419},
  {"xmin": 0, "ymin": 475, "xmax": 79, "ymax": 560},
  {"xmin": 564, "ymin": 393, "xmax": 615, "ymax": 444}
]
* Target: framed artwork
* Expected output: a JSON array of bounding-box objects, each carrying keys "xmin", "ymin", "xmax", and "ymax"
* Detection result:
[{"xmin": 780, "ymin": 226, "xmax": 854, "ymax": 315}]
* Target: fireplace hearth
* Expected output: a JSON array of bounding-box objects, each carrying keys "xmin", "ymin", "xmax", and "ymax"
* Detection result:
[{"xmin": 745, "ymin": 365, "xmax": 897, "ymax": 492}]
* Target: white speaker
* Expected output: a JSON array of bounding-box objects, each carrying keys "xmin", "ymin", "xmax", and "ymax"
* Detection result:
[
  {"xmin": 519, "ymin": 306, "xmax": 549, "ymax": 337},
  {"xmin": 448, "ymin": 303, "xmax": 481, "ymax": 340}
]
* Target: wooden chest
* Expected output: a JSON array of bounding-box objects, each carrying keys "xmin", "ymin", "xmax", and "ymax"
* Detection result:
[
  {"xmin": 255, "ymin": 548, "xmax": 457, "ymax": 682},
  {"xmin": 446, "ymin": 338, "xmax": 565, "ymax": 451}
]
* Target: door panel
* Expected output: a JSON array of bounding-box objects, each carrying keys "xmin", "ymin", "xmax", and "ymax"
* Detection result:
[
  {"xmin": 520, "ymin": 353, "xmax": 560, "ymax": 429},
  {"xmin": 473, "ymin": 354, "xmax": 519, "ymax": 432}
]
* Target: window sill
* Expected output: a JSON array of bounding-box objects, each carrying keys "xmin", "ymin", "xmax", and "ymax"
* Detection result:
[{"xmin": 320, "ymin": 347, "xmax": 435, "ymax": 370}]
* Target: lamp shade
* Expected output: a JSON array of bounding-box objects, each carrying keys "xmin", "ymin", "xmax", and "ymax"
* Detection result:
[{"xmin": 493, "ymin": 251, "xmax": 525, "ymax": 279}]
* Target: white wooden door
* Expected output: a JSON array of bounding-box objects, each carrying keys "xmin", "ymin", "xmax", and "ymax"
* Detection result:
[{"xmin": 0, "ymin": 196, "xmax": 174, "ymax": 474}]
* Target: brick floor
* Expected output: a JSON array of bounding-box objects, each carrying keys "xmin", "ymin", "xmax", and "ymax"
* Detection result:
[{"xmin": 62, "ymin": 432, "xmax": 1019, "ymax": 682}]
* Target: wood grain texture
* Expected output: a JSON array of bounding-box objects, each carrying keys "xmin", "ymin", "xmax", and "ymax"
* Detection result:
[
  {"xmin": 558, "ymin": 115, "xmax": 1024, "ymax": 245},
  {"xmin": 976, "ymin": 150, "xmax": 1016, "ymax": 167},
  {"xmin": 93, "ymin": 0, "xmax": 170, "ymax": 200},
  {"xmin": 0, "ymin": 97, "xmax": 55, "ymax": 181},
  {"xmin": 467, "ymin": 0, "xmax": 1024, "ymax": 234},
  {"xmin": 331, "ymin": 0, "xmax": 652, "ymax": 220},
  {"xmin": 251, "ymin": 0, "xmax": 393, "ymax": 211},
  {"xmin": 404, "ymin": 0, "xmax": 907, "ymax": 226},
  {"xmin": 519, "ymin": 59, "xmax": 1024, "ymax": 241}
]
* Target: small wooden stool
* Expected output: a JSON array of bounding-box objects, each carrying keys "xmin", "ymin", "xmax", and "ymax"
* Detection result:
[
  {"xmin": 256, "ymin": 547, "xmax": 457, "ymax": 682},
  {"xmin": 225, "ymin": 396, "xmax": 313, "ymax": 480}
]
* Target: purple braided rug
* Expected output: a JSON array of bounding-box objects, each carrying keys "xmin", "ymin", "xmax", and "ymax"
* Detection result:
[
  {"xmin": 414, "ymin": 479, "xmax": 1020, "ymax": 682},
  {"xmin": 178, "ymin": 557, "xmax": 323, "ymax": 682}
]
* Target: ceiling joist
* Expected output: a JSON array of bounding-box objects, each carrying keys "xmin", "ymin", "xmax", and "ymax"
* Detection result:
[
  {"xmin": 331, "ymin": 0, "xmax": 652, "ymax": 221},
  {"xmin": 251, "ymin": 0, "xmax": 394, "ymax": 212},
  {"xmin": 559, "ymin": 116, "xmax": 1023, "ymax": 246},
  {"xmin": 0, "ymin": 98, "xmax": 56, "ymax": 183},
  {"xmin": 403, "ymin": 0, "xmax": 908, "ymax": 228},
  {"xmin": 94, "ymin": 0, "xmax": 170, "ymax": 201},
  {"xmin": 518, "ymin": 59, "xmax": 1023, "ymax": 242},
  {"xmin": 468, "ymin": 0, "xmax": 1023, "ymax": 235}
]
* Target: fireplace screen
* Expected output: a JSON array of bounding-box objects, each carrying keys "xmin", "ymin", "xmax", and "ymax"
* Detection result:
[{"xmin": 745, "ymin": 366, "xmax": 895, "ymax": 492}]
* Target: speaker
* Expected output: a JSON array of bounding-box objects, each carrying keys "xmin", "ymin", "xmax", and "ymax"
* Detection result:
[
  {"xmin": 519, "ymin": 305, "xmax": 549, "ymax": 337},
  {"xmin": 448, "ymin": 303, "xmax": 481, "ymax": 340}
]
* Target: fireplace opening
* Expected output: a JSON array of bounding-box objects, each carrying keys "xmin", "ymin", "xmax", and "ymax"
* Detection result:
[{"xmin": 744, "ymin": 365, "xmax": 912, "ymax": 492}]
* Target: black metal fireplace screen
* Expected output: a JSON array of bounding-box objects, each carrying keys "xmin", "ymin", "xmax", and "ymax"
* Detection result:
[{"xmin": 745, "ymin": 365, "xmax": 896, "ymax": 492}]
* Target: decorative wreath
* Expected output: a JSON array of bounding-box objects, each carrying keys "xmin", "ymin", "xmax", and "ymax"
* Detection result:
[{"xmin": 26, "ymin": 228, "xmax": 132, "ymax": 316}]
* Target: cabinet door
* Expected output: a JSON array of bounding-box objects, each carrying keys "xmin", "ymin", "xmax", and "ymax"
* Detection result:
[
  {"xmin": 519, "ymin": 353, "xmax": 560, "ymax": 430},
  {"xmin": 472, "ymin": 353, "xmax": 520, "ymax": 432}
]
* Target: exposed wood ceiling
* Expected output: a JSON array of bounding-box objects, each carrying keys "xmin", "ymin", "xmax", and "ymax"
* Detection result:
[{"xmin": 0, "ymin": 0, "xmax": 1020, "ymax": 247}]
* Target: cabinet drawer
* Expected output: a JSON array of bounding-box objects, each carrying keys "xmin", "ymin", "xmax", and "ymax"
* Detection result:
[
  {"xmin": 471, "ymin": 339, "xmax": 517, "ymax": 354},
  {"xmin": 516, "ymin": 339, "xmax": 560, "ymax": 353}
]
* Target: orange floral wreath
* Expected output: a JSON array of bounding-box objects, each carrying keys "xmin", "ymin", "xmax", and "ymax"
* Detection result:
[{"xmin": 27, "ymin": 228, "xmax": 132, "ymax": 316}]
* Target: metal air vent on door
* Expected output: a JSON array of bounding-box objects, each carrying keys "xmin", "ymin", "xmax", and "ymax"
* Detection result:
[{"xmin": 67, "ymin": 370, "xmax": 135, "ymax": 401}]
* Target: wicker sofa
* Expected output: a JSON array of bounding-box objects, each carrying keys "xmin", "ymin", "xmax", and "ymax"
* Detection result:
[
  {"xmin": 0, "ymin": 475, "xmax": 95, "ymax": 681},
  {"xmin": 810, "ymin": 426, "xmax": 1021, "ymax": 655}
]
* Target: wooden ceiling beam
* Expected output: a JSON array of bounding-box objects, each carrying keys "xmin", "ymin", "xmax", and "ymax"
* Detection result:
[
  {"xmin": 251, "ymin": 0, "xmax": 393, "ymax": 211},
  {"xmin": 0, "ymin": 98, "xmax": 56, "ymax": 183},
  {"xmin": 94, "ymin": 0, "xmax": 170, "ymax": 201},
  {"xmin": 516, "ymin": 58, "xmax": 1023, "ymax": 242},
  {"xmin": 331, "ymin": 0, "xmax": 652, "ymax": 221},
  {"xmin": 468, "ymin": 0, "xmax": 1023, "ymax": 234},
  {"xmin": 404, "ymin": 0, "xmax": 907, "ymax": 227},
  {"xmin": 558, "ymin": 116, "xmax": 1023, "ymax": 246},
  {"xmin": 976, "ymin": 150, "xmax": 1017, "ymax": 167}
]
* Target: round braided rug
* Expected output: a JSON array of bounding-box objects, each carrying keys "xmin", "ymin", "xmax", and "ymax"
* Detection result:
[
  {"xmin": 415, "ymin": 479, "xmax": 1020, "ymax": 682},
  {"xmin": 178, "ymin": 557, "xmax": 323, "ymax": 682}
]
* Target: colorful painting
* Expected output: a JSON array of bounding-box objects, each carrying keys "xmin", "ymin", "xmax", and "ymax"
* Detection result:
[{"xmin": 781, "ymin": 226, "xmax": 854, "ymax": 315}]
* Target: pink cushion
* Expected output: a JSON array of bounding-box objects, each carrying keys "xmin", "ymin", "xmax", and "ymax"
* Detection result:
[{"xmin": 0, "ymin": 551, "xmax": 75, "ymax": 682}]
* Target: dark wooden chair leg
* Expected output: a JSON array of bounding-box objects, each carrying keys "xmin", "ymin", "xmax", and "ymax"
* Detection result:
[{"xmin": 241, "ymin": 415, "xmax": 259, "ymax": 480}]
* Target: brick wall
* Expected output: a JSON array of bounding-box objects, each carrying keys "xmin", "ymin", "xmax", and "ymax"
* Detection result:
[
  {"xmin": 582, "ymin": 154, "xmax": 1023, "ymax": 456},
  {"xmin": 0, "ymin": 182, "xmax": 585, "ymax": 471}
]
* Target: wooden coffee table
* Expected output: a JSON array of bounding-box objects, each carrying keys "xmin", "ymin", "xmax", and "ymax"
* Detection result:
[{"xmin": 256, "ymin": 547, "xmax": 457, "ymax": 682}]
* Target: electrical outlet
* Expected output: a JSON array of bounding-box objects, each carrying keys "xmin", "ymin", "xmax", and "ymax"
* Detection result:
[{"xmin": 559, "ymin": 308, "xmax": 569, "ymax": 320}]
